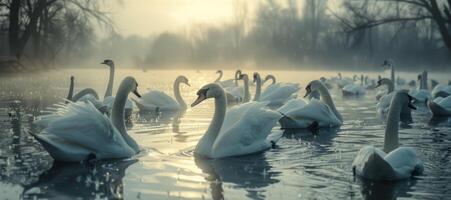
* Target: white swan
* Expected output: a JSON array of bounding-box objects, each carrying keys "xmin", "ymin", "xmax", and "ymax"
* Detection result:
[
  {"xmin": 409, "ymin": 71, "xmax": 431, "ymax": 103},
  {"xmin": 278, "ymin": 80, "xmax": 342, "ymax": 129},
  {"xmin": 259, "ymin": 80, "xmax": 300, "ymax": 106},
  {"xmin": 431, "ymin": 84, "xmax": 451, "ymax": 99},
  {"xmin": 134, "ymin": 75, "xmax": 190, "ymax": 111},
  {"xmin": 214, "ymin": 70, "xmax": 241, "ymax": 88},
  {"xmin": 376, "ymin": 78, "xmax": 395, "ymax": 114},
  {"xmin": 342, "ymin": 75, "xmax": 366, "ymax": 96},
  {"xmin": 32, "ymin": 77, "xmax": 141, "ymax": 162},
  {"xmin": 428, "ymin": 95, "xmax": 451, "ymax": 116},
  {"xmin": 352, "ymin": 91, "xmax": 423, "ymax": 181},
  {"xmin": 191, "ymin": 83, "xmax": 283, "ymax": 159},
  {"xmin": 100, "ymin": 60, "xmax": 135, "ymax": 117}
]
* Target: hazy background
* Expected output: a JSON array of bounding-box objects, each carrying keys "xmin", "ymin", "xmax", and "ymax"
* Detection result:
[{"xmin": 0, "ymin": 0, "xmax": 449, "ymax": 71}]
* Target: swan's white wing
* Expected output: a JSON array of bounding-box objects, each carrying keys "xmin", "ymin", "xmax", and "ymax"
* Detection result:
[
  {"xmin": 436, "ymin": 95, "xmax": 451, "ymax": 110},
  {"xmin": 225, "ymin": 86, "xmax": 244, "ymax": 98},
  {"xmin": 352, "ymin": 146, "xmax": 398, "ymax": 180},
  {"xmin": 221, "ymin": 102, "xmax": 258, "ymax": 129},
  {"xmin": 139, "ymin": 90, "xmax": 179, "ymax": 110},
  {"xmin": 219, "ymin": 79, "xmax": 236, "ymax": 88},
  {"xmin": 260, "ymin": 83, "xmax": 300, "ymax": 104},
  {"xmin": 432, "ymin": 84, "xmax": 451, "ymax": 97},
  {"xmin": 282, "ymin": 99, "xmax": 342, "ymax": 128},
  {"xmin": 376, "ymin": 92, "xmax": 394, "ymax": 113},
  {"xmin": 33, "ymin": 102, "xmax": 135, "ymax": 162},
  {"xmin": 409, "ymin": 89, "xmax": 431, "ymax": 102},
  {"xmin": 277, "ymin": 98, "xmax": 308, "ymax": 114},
  {"xmin": 385, "ymin": 147, "xmax": 423, "ymax": 179},
  {"xmin": 260, "ymin": 83, "xmax": 281, "ymax": 99},
  {"xmin": 211, "ymin": 102, "xmax": 282, "ymax": 158}
]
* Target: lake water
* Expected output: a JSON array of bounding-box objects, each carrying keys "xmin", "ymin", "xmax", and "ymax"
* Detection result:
[{"xmin": 0, "ymin": 69, "xmax": 450, "ymax": 200}]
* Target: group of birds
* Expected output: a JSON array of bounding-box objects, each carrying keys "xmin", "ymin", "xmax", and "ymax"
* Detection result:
[{"xmin": 30, "ymin": 59, "xmax": 449, "ymax": 183}]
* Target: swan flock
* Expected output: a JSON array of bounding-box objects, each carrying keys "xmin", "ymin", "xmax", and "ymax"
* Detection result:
[{"xmin": 31, "ymin": 59, "xmax": 435, "ymax": 182}]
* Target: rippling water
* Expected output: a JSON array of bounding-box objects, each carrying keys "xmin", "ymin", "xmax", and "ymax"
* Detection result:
[{"xmin": 1, "ymin": 69, "xmax": 451, "ymax": 200}]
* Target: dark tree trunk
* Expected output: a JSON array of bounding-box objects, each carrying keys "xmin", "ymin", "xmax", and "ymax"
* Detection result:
[
  {"xmin": 430, "ymin": 0, "xmax": 451, "ymax": 51},
  {"xmin": 8, "ymin": 0, "xmax": 20, "ymax": 57}
]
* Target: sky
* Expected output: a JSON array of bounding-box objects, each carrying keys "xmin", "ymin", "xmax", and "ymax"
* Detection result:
[
  {"xmin": 105, "ymin": 0, "xmax": 257, "ymax": 37},
  {"xmin": 105, "ymin": 0, "xmax": 341, "ymax": 37}
]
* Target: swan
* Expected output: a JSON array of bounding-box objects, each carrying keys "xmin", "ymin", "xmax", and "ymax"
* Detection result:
[
  {"xmin": 259, "ymin": 80, "xmax": 300, "ymax": 107},
  {"xmin": 382, "ymin": 59, "xmax": 396, "ymax": 86},
  {"xmin": 100, "ymin": 60, "xmax": 134, "ymax": 118},
  {"xmin": 278, "ymin": 80, "xmax": 342, "ymax": 129},
  {"xmin": 431, "ymin": 84, "xmax": 451, "ymax": 99},
  {"xmin": 376, "ymin": 78, "xmax": 395, "ymax": 114},
  {"xmin": 428, "ymin": 95, "xmax": 451, "ymax": 116},
  {"xmin": 352, "ymin": 91, "xmax": 423, "ymax": 181},
  {"xmin": 214, "ymin": 70, "xmax": 241, "ymax": 88},
  {"xmin": 409, "ymin": 71, "xmax": 431, "ymax": 103},
  {"xmin": 191, "ymin": 83, "xmax": 283, "ymax": 159},
  {"xmin": 342, "ymin": 75, "xmax": 366, "ymax": 96},
  {"xmin": 32, "ymin": 77, "xmax": 141, "ymax": 162},
  {"xmin": 65, "ymin": 75, "xmax": 102, "ymax": 108},
  {"xmin": 134, "ymin": 75, "xmax": 190, "ymax": 111},
  {"xmin": 336, "ymin": 73, "xmax": 355, "ymax": 88}
]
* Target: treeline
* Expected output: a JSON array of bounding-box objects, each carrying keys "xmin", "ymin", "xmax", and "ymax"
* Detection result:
[{"xmin": 1, "ymin": 0, "xmax": 450, "ymax": 71}]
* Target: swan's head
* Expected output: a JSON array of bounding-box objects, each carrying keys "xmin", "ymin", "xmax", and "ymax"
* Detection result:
[
  {"xmin": 101, "ymin": 59, "xmax": 114, "ymax": 67},
  {"xmin": 216, "ymin": 70, "xmax": 222, "ymax": 74},
  {"xmin": 238, "ymin": 74, "xmax": 249, "ymax": 81},
  {"xmin": 394, "ymin": 91, "xmax": 416, "ymax": 110},
  {"xmin": 253, "ymin": 72, "xmax": 260, "ymax": 83},
  {"xmin": 123, "ymin": 76, "xmax": 141, "ymax": 98},
  {"xmin": 70, "ymin": 76, "xmax": 74, "ymax": 82},
  {"xmin": 191, "ymin": 83, "xmax": 224, "ymax": 107},
  {"xmin": 417, "ymin": 74, "xmax": 422, "ymax": 81},
  {"xmin": 376, "ymin": 78, "xmax": 392, "ymax": 88},
  {"xmin": 176, "ymin": 75, "xmax": 190, "ymax": 86},
  {"xmin": 304, "ymin": 80, "xmax": 324, "ymax": 98}
]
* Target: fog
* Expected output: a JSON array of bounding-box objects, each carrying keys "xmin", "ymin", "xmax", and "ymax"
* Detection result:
[{"xmin": 0, "ymin": 0, "xmax": 450, "ymax": 71}]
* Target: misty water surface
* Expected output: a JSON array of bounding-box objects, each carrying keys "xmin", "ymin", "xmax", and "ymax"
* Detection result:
[{"xmin": 0, "ymin": 69, "xmax": 450, "ymax": 200}]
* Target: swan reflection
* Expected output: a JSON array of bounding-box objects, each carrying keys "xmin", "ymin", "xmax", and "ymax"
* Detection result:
[
  {"xmin": 23, "ymin": 159, "xmax": 137, "ymax": 200},
  {"xmin": 194, "ymin": 154, "xmax": 280, "ymax": 200},
  {"xmin": 357, "ymin": 177, "xmax": 418, "ymax": 200}
]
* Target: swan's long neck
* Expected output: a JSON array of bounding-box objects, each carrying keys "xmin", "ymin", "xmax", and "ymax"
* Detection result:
[
  {"xmin": 234, "ymin": 70, "xmax": 241, "ymax": 86},
  {"xmin": 67, "ymin": 78, "xmax": 74, "ymax": 101},
  {"xmin": 105, "ymin": 64, "xmax": 115, "ymax": 98},
  {"xmin": 111, "ymin": 81, "xmax": 139, "ymax": 152},
  {"xmin": 242, "ymin": 76, "xmax": 250, "ymax": 102},
  {"xmin": 420, "ymin": 71, "xmax": 428, "ymax": 90},
  {"xmin": 384, "ymin": 94, "xmax": 403, "ymax": 153},
  {"xmin": 198, "ymin": 90, "xmax": 227, "ymax": 156},
  {"xmin": 318, "ymin": 84, "xmax": 342, "ymax": 122},
  {"xmin": 263, "ymin": 75, "xmax": 276, "ymax": 86},
  {"xmin": 383, "ymin": 80, "xmax": 394, "ymax": 93},
  {"xmin": 215, "ymin": 71, "xmax": 223, "ymax": 82},
  {"xmin": 253, "ymin": 75, "xmax": 261, "ymax": 101},
  {"xmin": 173, "ymin": 78, "xmax": 186, "ymax": 109},
  {"xmin": 391, "ymin": 65, "xmax": 395, "ymax": 86}
]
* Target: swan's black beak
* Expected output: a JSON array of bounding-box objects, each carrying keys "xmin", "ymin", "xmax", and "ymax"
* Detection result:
[
  {"xmin": 375, "ymin": 80, "xmax": 382, "ymax": 88},
  {"xmin": 133, "ymin": 89, "xmax": 141, "ymax": 98},
  {"xmin": 408, "ymin": 102, "xmax": 417, "ymax": 110},
  {"xmin": 192, "ymin": 94, "xmax": 206, "ymax": 107}
]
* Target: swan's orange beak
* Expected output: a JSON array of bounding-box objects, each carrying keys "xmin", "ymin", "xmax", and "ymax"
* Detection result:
[{"xmin": 191, "ymin": 94, "xmax": 206, "ymax": 107}]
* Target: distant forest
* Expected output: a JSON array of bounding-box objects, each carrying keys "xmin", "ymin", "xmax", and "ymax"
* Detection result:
[{"xmin": 1, "ymin": 0, "xmax": 451, "ymax": 72}]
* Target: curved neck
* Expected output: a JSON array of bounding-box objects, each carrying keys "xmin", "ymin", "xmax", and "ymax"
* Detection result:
[
  {"xmin": 67, "ymin": 78, "xmax": 74, "ymax": 101},
  {"xmin": 111, "ymin": 81, "xmax": 139, "ymax": 152},
  {"xmin": 215, "ymin": 71, "xmax": 223, "ymax": 82},
  {"xmin": 174, "ymin": 78, "xmax": 187, "ymax": 109},
  {"xmin": 242, "ymin": 76, "xmax": 250, "ymax": 102},
  {"xmin": 234, "ymin": 70, "xmax": 241, "ymax": 86},
  {"xmin": 200, "ymin": 90, "xmax": 227, "ymax": 156},
  {"xmin": 72, "ymin": 88, "xmax": 99, "ymax": 101},
  {"xmin": 105, "ymin": 64, "xmax": 115, "ymax": 98},
  {"xmin": 318, "ymin": 84, "xmax": 342, "ymax": 122},
  {"xmin": 253, "ymin": 75, "xmax": 262, "ymax": 101},
  {"xmin": 263, "ymin": 75, "xmax": 276, "ymax": 86},
  {"xmin": 384, "ymin": 95, "xmax": 403, "ymax": 153},
  {"xmin": 391, "ymin": 65, "xmax": 395, "ymax": 85},
  {"xmin": 420, "ymin": 71, "xmax": 428, "ymax": 90},
  {"xmin": 383, "ymin": 79, "xmax": 394, "ymax": 93}
]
